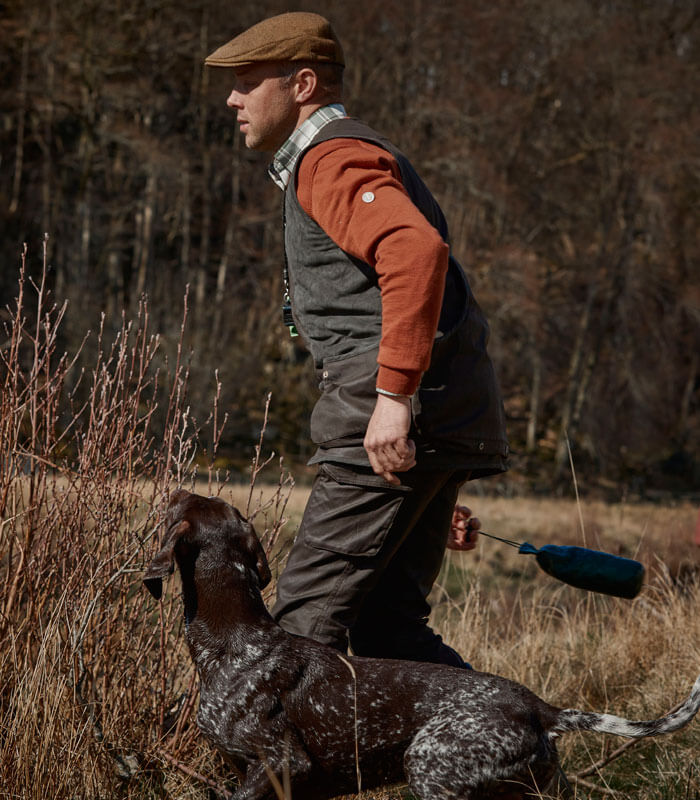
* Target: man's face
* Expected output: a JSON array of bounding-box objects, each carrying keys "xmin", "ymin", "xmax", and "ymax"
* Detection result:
[{"xmin": 227, "ymin": 63, "xmax": 299, "ymax": 151}]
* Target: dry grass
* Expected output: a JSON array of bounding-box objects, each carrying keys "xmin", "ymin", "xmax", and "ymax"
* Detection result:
[
  {"xmin": 434, "ymin": 496, "xmax": 700, "ymax": 799},
  {"xmin": 1, "ymin": 251, "xmax": 698, "ymax": 799}
]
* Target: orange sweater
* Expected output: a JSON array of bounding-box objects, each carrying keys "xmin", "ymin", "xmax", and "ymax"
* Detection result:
[{"xmin": 296, "ymin": 138, "xmax": 449, "ymax": 396}]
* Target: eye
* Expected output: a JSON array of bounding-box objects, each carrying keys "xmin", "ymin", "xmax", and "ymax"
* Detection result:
[{"xmin": 236, "ymin": 78, "xmax": 259, "ymax": 93}]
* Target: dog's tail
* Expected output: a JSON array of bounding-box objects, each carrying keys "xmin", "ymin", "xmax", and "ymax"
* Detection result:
[{"xmin": 551, "ymin": 673, "xmax": 700, "ymax": 738}]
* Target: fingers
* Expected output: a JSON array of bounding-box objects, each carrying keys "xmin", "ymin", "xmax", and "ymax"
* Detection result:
[
  {"xmin": 367, "ymin": 438, "xmax": 416, "ymax": 484},
  {"xmin": 446, "ymin": 505, "xmax": 481, "ymax": 551},
  {"xmin": 453, "ymin": 505, "xmax": 480, "ymax": 525},
  {"xmin": 446, "ymin": 528, "xmax": 479, "ymax": 551},
  {"xmin": 364, "ymin": 393, "xmax": 416, "ymax": 483},
  {"xmin": 452, "ymin": 507, "xmax": 480, "ymax": 531}
]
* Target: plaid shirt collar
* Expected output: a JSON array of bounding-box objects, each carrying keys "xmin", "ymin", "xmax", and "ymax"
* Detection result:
[{"xmin": 268, "ymin": 103, "xmax": 347, "ymax": 191}]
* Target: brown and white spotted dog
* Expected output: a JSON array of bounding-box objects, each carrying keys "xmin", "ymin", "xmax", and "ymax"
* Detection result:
[{"xmin": 144, "ymin": 489, "xmax": 700, "ymax": 800}]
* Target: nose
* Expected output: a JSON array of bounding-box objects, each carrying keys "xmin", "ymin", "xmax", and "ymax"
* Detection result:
[{"xmin": 227, "ymin": 88, "xmax": 242, "ymax": 109}]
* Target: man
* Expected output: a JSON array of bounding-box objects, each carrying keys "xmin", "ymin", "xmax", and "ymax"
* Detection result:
[{"xmin": 205, "ymin": 12, "xmax": 508, "ymax": 668}]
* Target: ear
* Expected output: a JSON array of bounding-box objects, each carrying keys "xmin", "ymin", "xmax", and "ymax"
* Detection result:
[
  {"xmin": 244, "ymin": 520, "xmax": 271, "ymax": 589},
  {"xmin": 143, "ymin": 520, "xmax": 191, "ymax": 599},
  {"xmin": 293, "ymin": 66, "xmax": 319, "ymax": 104}
]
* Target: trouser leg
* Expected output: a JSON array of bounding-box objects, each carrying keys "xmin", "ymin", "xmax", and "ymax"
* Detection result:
[
  {"xmin": 348, "ymin": 472, "xmax": 468, "ymax": 666},
  {"xmin": 272, "ymin": 462, "xmax": 468, "ymax": 664}
]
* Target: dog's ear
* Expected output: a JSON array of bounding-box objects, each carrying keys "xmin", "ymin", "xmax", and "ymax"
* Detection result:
[
  {"xmin": 143, "ymin": 520, "xmax": 191, "ymax": 599},
  {"xmin": 243, "ymin": 520, "xmax": 272, "ymax": 589}
]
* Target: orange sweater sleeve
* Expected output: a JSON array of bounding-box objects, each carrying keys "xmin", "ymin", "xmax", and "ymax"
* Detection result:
[{"xmin": 296, "ymin": 138, "xmax": 449, "ymax": 396}]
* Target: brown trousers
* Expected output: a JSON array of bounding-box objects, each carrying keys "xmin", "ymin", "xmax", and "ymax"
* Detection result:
[{"xmin": 272, "ymin": 462, "xmax": 470, "ymax": 667}]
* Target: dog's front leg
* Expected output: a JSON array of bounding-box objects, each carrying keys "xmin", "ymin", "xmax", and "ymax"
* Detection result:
[
  {"xmin": 231, "ymin": 762, "xmax": 278, "ymax": 800},
  {"xmin": 232, "ymin": 747, "xmax": 313, "ymax": 800}
]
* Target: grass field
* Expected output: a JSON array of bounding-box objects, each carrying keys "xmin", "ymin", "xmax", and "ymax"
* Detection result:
[
  {"xmin": 2, "ymin": 263, "xmax": 698, "ymax": 798},
  {"xmin": 4, "ymin": 467, "xmax": 699, "ymax": 800}
]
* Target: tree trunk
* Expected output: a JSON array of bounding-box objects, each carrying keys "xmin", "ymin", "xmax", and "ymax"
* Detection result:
[
  {"xmin": 135, "ymin": 169, "xmax": 157, "ymax": 299},
  {"xmin": 213, "ymin": 135, "xmax": 241, "ymax": 337},
  {"xmin": 554, "ymin": 281, "xmax": 596, "ymax": 475},
  {"xmin": 9, "ymin": 32, "xmax": 30, "ymax": 215},
  {"xmin": 41, "ymin": 0, "xmax": 57, "ymax": 247},
  {"xmin": 194, "ymin": 8, "xmax": 211, "ymax": 319},
  {"xmin": 180, "ymin": 161, "xmax": 191, "ymax": 277},
  {"xmin": 679, "ymin": 351, "xmax": 698, "ymax": 441},
  {"xmin": 526, "ymin": 344, "xmax": 541, "ymax": 454}
]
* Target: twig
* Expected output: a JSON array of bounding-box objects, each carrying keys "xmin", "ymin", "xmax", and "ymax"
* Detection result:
[
  {"xmin": 246, "ymin": 392, "xmax": 276, "ymax": 517},
  {"xmin": 571, "ymin": 775, "xmax": 619, "ymax": 795},
  {"xmin": 257, "ymin": 748, "xmax": 289, "ymax": 800},
  {"xmin": 169, "ymin": 670, "xmax": 199, "ymax": 753},
  {"xmin": 574, "ymin": 737, "xmax": 641, "ymax": 778},
  {"xmin": 337, "ymin": 653, "xmax": 362, "ymax": 794},
  {"xmin": 158, "ymin": 749, "xmax": 234, "ymax": 799},
  {"xmin": 565, "ymin": 431, "xmax": 586, "ymax": 547}
]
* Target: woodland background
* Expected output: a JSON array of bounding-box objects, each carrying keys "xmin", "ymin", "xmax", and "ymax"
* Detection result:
[{"xmin": 1, "ymin": 0, "xmax": 699, "ymax": 495}]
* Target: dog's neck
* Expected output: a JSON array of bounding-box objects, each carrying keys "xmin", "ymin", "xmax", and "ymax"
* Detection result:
[{"xmin": 179, "ymin": 558, "xmax": 279, "ymax": 672}]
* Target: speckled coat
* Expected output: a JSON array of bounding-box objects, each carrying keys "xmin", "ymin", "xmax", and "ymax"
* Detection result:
[{"xmin": 144, "ymin": 491, "xmax": 700, "ymax": 800}]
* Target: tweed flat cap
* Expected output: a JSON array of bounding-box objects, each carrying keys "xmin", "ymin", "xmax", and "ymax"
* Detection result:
[{"xmin": 205, "ymin": 12, "xmax": 344, "ymax": 68}]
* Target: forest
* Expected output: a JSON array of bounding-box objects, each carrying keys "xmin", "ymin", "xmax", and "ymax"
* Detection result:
[{"xmin": 1, "ymin": 0, "xmax": 698, "ymax": 494}]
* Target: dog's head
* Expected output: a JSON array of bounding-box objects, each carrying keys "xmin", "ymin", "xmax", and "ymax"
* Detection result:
[{"xmin": 143, "ymin": 489, "xmax": 271, "ymax": 600}]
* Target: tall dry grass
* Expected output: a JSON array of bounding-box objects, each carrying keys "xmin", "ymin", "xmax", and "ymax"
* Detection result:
[
  {"xmin": 0, "ymin": 244, "xmax": 291, "ymax": 799},
  {"xmin": 1, "ymin": 246, "xmax": 698, "ymax": 799},
  {"xmin": 430, "ymin": 498, "xmax": 700, "ymax": 799}
]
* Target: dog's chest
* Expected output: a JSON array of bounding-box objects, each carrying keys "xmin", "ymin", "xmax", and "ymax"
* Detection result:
[{"xmin": 195, "ymin": 648, "xmax": 286, "ymax": 751}]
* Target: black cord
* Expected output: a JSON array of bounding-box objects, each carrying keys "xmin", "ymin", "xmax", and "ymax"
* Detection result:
[{"xmin": 478, "ymin": 531, "xmax": 524, "ymax": 549}]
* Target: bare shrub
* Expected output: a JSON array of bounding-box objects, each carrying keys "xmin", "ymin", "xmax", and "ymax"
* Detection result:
[{"xmin": 0, "ymin": 242, "xmax": 291, "ymax": 798}]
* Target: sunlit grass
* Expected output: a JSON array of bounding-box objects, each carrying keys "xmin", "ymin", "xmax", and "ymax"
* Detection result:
[{"xmin": 2, "ymin": 253, "xmax": 698, "ymax": 799}]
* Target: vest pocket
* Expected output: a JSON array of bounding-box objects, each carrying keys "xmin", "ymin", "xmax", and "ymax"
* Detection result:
[
  {"xmin": 411, "ymin": 311, "xmax": 508, "ymax": 457},
  {"xmin": 310, "ymin": 347, "xmax": 380, "ymax": 446}
]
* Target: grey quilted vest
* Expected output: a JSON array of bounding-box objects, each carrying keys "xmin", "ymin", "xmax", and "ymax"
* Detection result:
[{"xmin": 284, "ymin": 118, "xmax": 508, "ymax": 476}]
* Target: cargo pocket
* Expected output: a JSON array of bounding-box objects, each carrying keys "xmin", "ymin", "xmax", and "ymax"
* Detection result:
[{"xmin": 302, "ymin": 462, "xmax": 412, "ymax": 557}]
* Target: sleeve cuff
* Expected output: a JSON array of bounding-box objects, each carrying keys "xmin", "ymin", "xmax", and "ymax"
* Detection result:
[{"xmin": 377, "ymin": 366, "xmax": 421, "ymax": 396}]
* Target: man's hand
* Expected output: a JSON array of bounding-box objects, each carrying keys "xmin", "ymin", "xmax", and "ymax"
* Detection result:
[
  {"xmin": 363, "ymin": 393, "xmax": 416, "ymax": 485},
  {"xmin": 446, "ymin": 505, "xmax": 480, "ymax": 551}
]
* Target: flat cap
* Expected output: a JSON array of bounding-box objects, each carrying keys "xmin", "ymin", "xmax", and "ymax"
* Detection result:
[{"xmin": 205, "ymin": 12, "xmax": 344, "ymax": 69}]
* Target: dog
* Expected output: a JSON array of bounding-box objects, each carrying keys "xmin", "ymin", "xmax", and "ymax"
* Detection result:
[{"xmin": 144, "ymin": 489, "xmax": 700, "ymax": 799}]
